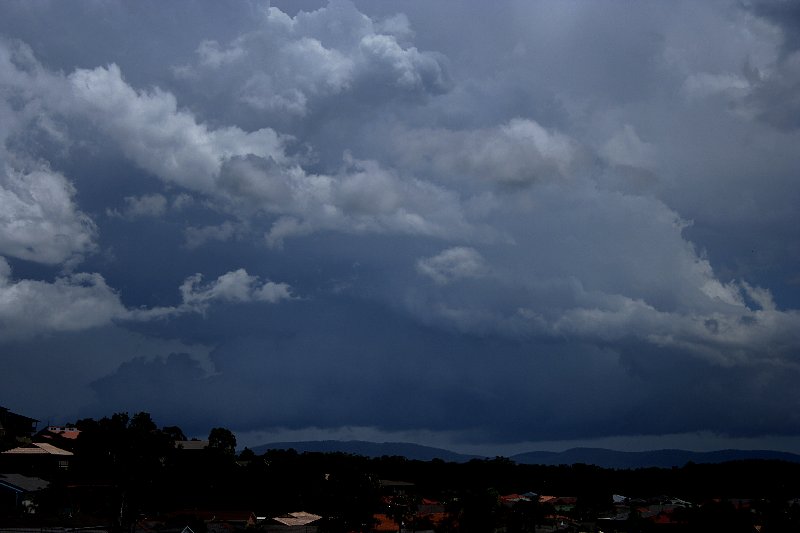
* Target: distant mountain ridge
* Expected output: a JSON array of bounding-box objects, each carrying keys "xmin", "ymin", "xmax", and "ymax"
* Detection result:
[
  {"xmin": 510, "ymin": 447, "xmax": 800, "ymax": 469},
  {"xmin": 251, "ymin": 440, "xmax": 482, "ymax": 463},
  {"xmin": 250, "ymin": 440, "xmax": 800, "ymax": 469}
]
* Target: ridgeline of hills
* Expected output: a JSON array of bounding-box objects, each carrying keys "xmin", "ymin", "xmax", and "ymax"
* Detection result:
[
  {"xmin": 251, "ymin": 440, "xmax": 482, "ymax": 463},
  {"xmin": 252, "ymin": 440, "xmax": 800, "ymax": 469}
]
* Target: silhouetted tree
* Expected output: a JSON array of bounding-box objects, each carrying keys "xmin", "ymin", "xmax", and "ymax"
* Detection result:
[
  {"xmin": 161, "ymin": 425, "xmax": 187, "ymax": 442},
  {"xmin": 459, "ymin": 487, "xmax": 500, "ymax": 533},
  {"xmin": 208, "ymin": 427, "xmax": 236, "ymax": 455}
]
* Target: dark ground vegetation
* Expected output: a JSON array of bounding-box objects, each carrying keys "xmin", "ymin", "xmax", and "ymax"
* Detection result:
[{"xmin": 2, "ymin": 412, "xmax": 800, "ymax": 532}]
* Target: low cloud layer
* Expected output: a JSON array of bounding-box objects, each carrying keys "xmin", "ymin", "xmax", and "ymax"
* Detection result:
[{"xmin": 0, "ymin": 0, "xmax": 799, "ymax": 452}]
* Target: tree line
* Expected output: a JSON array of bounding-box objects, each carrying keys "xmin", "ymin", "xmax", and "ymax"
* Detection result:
[{"xmin": 6, "ymin": 411, "xmax": 800, "ymax": 532}]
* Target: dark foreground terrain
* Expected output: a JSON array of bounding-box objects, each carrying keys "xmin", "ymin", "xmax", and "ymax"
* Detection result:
[{"xmin": 2, "ymin": 411, "xmax": 800, "ymax": 532}]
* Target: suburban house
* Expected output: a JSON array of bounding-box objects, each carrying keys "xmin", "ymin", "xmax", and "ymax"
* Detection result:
[
  {"xmin": 1, "ymin": 441, "xmax": 74, "ymax": 474},
  {"xmin": 0, "ymin": 472, "xmax": 49, "ymax": 515},
  {"xmin": 262, "ymin": 511, "xmax": 322, "ymax": 533},
  {"xmin": 0, "ymin": 406, "xmax": 38, "ymax": 446},
  {"xmin": 40, "ymin": 425, "xmax": 81, "ymax": 440},
  {"xmin": 174, "ymin": 440, "xmax": 210, "ymax": 451}
]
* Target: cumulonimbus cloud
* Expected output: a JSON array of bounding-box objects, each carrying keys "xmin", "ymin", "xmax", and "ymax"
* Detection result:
[{"xmin": 61, "ymin": 60, "xmax": 474, "ymax": 247}]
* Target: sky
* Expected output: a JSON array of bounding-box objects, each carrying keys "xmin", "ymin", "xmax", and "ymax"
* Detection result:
[{"xmin": 1, "ymin": 0, "xmax": 799, "ymax": 456}]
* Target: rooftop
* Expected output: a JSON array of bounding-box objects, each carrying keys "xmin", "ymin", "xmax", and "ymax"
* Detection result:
[
  {"xmin": 272, "ymin": 512, "xmax": 322, "ymax": 527},
  {"xmin": 2, "ymin": 442, "xmax": 73, "ymax": 456}
]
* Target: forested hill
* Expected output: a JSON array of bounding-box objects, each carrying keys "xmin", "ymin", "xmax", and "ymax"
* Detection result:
[
  {"xmin": 252, "ymin": 440, "xmax": 800, "ymax": 468},
  {"xmin": 251, "ymin": 440, "xmax": 483, "ymax": 463},
  {"xmin": 510, "ymin": 447, "xmax": 800, "ymax": 469}
]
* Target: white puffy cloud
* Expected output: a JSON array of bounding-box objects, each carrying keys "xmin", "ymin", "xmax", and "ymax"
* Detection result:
[
  {"xmin": 0, "ymin": 257, "xmax": 126, "ymax": 339},
  {"xmin": 403, "ymin": 181, "xmax": 800, "ymax": 367},
  {"xmin": 0, "ymin": 163, "xmax": 95, "ymax": 264},
  {"xmin": 177, "ymin": 0, "xmax": 449, "ymax": 117},
  {"xmin": 681, "ymin": 71, "xmax": 750, "ymax": 100},
  {"xmin": 0, "ymin": 257, "xmax": 293, "ymax": 340},
  {"xmin": 544, "ymin": 283, "xmax": 800, "ymax": 367},
  {"xmin": 214, "ymin": 153, "xmax": 476, "ymax": 247},
  {"xmin": 178, "ymin": 268, "xmax": 294, "ymax": 309},
  {"xmin": 417, "ymin": 247, "xmax": 489, "ymax": 285},
  {"xmin": 67, "ymin": 63, "xmax": 289, "ymax": 194},
  {"xmin": 57, "ymin": 58, "xmax": 473, "ymax": 245},
  {"xmin": 389, "ymin": 119, "xmax": 583, "ymax": 186},
  {"xmin": 0, "ymin": 39, "xmax": 96, "ymax": 266},
  {"xmin": 0, "ymin": 11, "xmax": 470, "ymax": 255}
]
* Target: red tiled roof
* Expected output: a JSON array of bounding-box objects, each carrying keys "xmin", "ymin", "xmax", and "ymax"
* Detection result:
[
  {"xmin": 373, "ymin": 514, "xmax": 399, "ymax": 532},
  {"xmin": 422, "ymin": 512, "xmax": 449, "ymax": 525},
  {"xmin": 44, "ymin": 426, "xmax": 81, "ymax": 439},
  {"xmin": 501, "ymin": 493, "xmax": 531, "ymax": 504}
]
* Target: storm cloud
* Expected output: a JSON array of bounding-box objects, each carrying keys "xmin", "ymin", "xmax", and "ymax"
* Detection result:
[{"xmin": 1, "ymin": 0, "xmax": 799, "ymax": 454}]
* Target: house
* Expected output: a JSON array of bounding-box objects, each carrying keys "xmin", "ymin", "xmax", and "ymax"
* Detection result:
[
  {"xmin": 205, "ymin": 510, "xmax": 257, "ymax": 533},
  {"xmin": 263, "ymin": 511, "xmax": 322, "ymax": 533},
  {"xmin": 0, "ymin": 472, "xmax": 49, "ymax": 515},
  {"xmin": 551, "ymin": 496, "xmax": 577, "ymax": 513},
  {"xmin": 500, "ymin": 493, "xmax": 532, "ymax": 506},
  {"xmin": 0, "ymin": 441, "xmax": 73, "ymax": 474},
  {"xmin": 40, "ymin": 425, "xmax": 81, "ymax": 440},
  {"xmin": 379, "ymin": 480, "xmax": 415, "ymax": 495},
  {"xmin": 0, "ymin": 406, "xmax": 38, "ymax": 446},
  {"xmin": 35, "ymin": 426, "xmax": 82, "ymax": 453},
  {"xmin": 175, "ymin": 440, "xmax": 209, "ymax": 451},
  {"xmin": 372, "ymin": 513, "xmax": 400, "ymax": 532}
]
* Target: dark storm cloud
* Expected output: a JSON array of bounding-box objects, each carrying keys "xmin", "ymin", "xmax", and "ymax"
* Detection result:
[
  {"xmin": 1, "ymin": 0, "xmax": 800, "ymax": 451},
  {"xmin": 88, "ymin": 299, "xmax": 800, "ymax": 443},
  {"xmin": 735, "ymin": 1, "xmax": 800, "ymax": 130},
  {"xmin": 749, "ymin": 0, "xmax": 800, "ymax": 54}
]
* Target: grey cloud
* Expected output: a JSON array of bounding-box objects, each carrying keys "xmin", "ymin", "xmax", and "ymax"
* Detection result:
[
  {"xmin": 0, "ymin": 40, "xmax": 96, "ymax": 265},
  {"xmin": 85, "ymin": 299, "xmax": 800, "ymax": 443},
  {"xmin": 0, "ymin": 257, "xmax": 126, "ymax": 339},
  {"xmin": 57, "ymin": 57, "xmax": 473, "ymax": 245},
  {"xmin": 416, "ymin": 247, "xmax": 489, "ymax": 285},
  {"xmin": 127, "ymin": 268, "xmax": 296, "ymax": 322},
  {"xmin": 666, "ymin": 2, "xmax": 800, "ymax": 130},
  {"xmin": 401, "ymin": 180, "xmax": 800, "ymax": 367},
  {"xmin": 0, "ymin": 326, "xmax": 214, "ymax": 423},
  {"xmin": 0, "ymin": 258, "xmax": 293, "ymax": 340},
  {"xmin": 86, "ymin": 303, "xmax": 646, "ymax": 440},
  {"xmin": 740, "ymin": 51, "xmax": 800, "ymax": 130},
  {"xmin": 67, "ymin": 63, "xmax": 289, "ymax": 193},
  {"xmin": 107, "ymin": 193, "xmax": 168, "ymax": 219},
  {"xmin": 389, "ymin": 119, "xmax": 585, "ymax": 187},
  {"xmin": 1, "ymin": 0, "xmax": 799, "ymax": 449},
  {"xmin": 176, "ymin": 0, "xmax": 449, "ymax": 120},
  {"xmin": 178, "ymin": 268, "xmax": 294, "ymax": 307},
  {"xmin": 599, "ymin": 125, "xmax": 656, "ymax": 169},
  {"xmin": 183, "ymin": 221, "xmax": 241, "ymax": 249},
  {"xmin": 750, "ymin": 0, "xmax": 800, "ymax": 55},
  {"xmin": 0, "ymin": 163, "xmax": 96, "ymax": 264}
]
